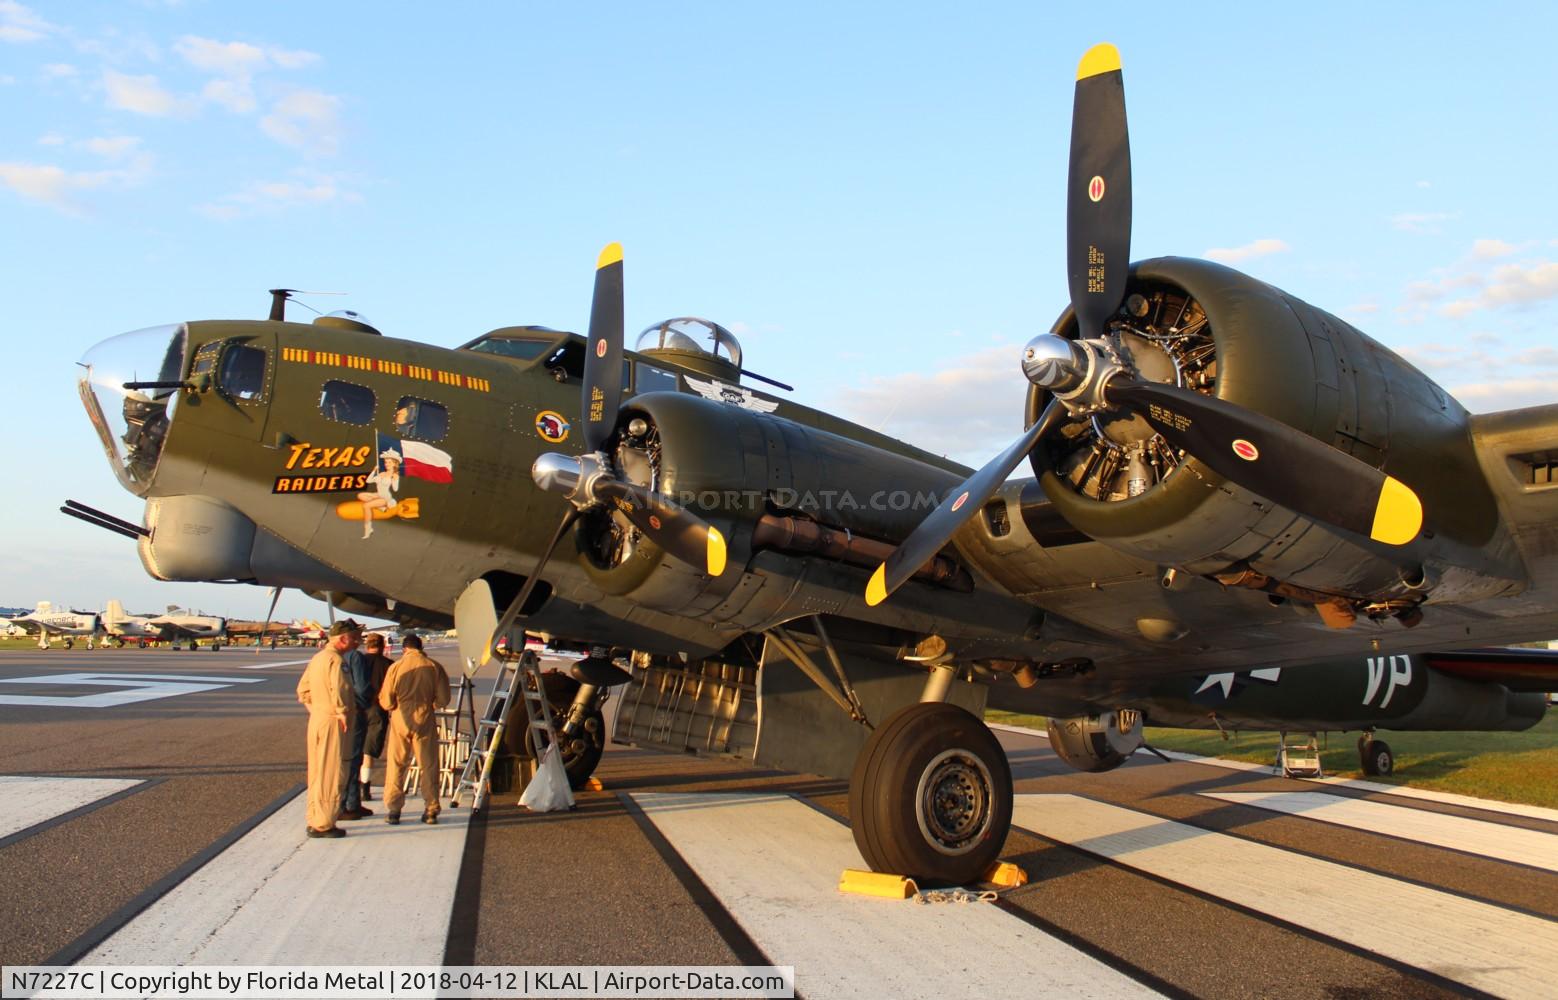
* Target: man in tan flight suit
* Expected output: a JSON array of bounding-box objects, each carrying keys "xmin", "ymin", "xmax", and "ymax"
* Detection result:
[
  {"xmin": 379, "ymin": 634, "xmax": 452, "ymax": 824},
  {"xmin": 296, "ymin": 619, "xmax": 363, "ymax": 838}
]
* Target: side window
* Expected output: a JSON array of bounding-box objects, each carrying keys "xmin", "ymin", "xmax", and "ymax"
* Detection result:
[
  {"xmin": 218, "ymin": 344, "xmax": 267, "ymax": 401},
  {"xmin": 393, "ymin": 396, "xmax": 449, "ymax": 442},
  {"xmin": 634, "ymin": 363, "xmax": 677, "ymax": 394},
  {"xmin": 543, "ymin": 341, "xmax": 632, "ymax": 388},
  {"xmin": 319, "ymin": 380, "xmax": 375, "ymax": 425}
]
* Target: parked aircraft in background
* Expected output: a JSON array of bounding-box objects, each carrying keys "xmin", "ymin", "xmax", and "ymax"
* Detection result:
[
  {"xmin": 3, "ymin": 602, "xmax": 102, "ymax": 649},
  {"xmin": 100, "ymin": 600, "xmax": 227, "ymax": 647}
]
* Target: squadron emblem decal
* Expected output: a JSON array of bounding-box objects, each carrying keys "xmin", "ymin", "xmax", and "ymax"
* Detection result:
[
  {"xmin": 536, "ymin": 410, "xmax": 571, "ymax": 443},
  {"xmin": 683, "ymin": 375, "xmax": 780, "ymax": 413}
]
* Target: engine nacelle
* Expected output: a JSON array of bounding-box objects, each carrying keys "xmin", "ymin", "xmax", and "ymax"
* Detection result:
[
  {"xmin": 1046, "ymin": 711, "xmax": 1145, "ymax": 773},
  {"xmin": 1025, "ymin": 257, "xmax": 1509, "ymax": 602},
  {"xmin": 567, "ymin": 391, "xmax": 965, "ymax": 610}
]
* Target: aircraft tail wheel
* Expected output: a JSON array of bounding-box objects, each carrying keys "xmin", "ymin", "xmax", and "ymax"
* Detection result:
[
  {"xmin": 1360, "ymin": 738, "xmax": 1394, "ymax": 776},
  {"xmin": 848, "ymin": 702, "xmax": 1012, "ymax": 887}
]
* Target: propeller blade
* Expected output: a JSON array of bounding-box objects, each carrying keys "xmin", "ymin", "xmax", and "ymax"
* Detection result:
[
  {"xmin": 487, "ymin": 507, "xmax": 582, "ymax": 664},
  {"xmin": 867, "ymin": 399, "xmax": 1069, "ymax": 606},
  {"xmin": 1067, "ymin": 43, "xmax": 1132, "ymax": 341},
  {"xmin": 1107, "ymin": 379, "xmax": 1423, "ymax": 546},
  {"xmin": 582, "ymin": 242, "xmax": 626, "ymax": 453},
  {"xmin": 592, "ymin": 478, "xmax": 728, "ymax": 577}
]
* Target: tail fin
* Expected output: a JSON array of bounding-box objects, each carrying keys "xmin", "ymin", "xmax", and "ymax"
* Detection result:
[{"xmin": 105, "ymin": 599, "xmax": 126, "ymax": 625}]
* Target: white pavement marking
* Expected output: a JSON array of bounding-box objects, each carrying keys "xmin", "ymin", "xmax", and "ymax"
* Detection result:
[
  {"xmin": 236, "ymin": 657, "xmax": 314, "ymax": 670},
  {"xmin": 0, "ymin": 672, "xmax": 264, "ymax": 708},
  {"xmin": 1200, "ymin": 791, "xmax": 1558, "ymax": 873},
  {"xmin": 85, "ymin": 792, "xmax": 468, "ymax": 965},
  {"xmin": 988, "ymin": 720, "xmax": 1558, "ymax": 824},
  {"xmin": 632, "ymin": 792, "xmax": 1161, "ymax": 999},
  {"xmin": 1011, "ymin": 794, "xmax": 1558, "ymax": 999},
  {"xmin": 0, "ymin": 776, "xmax": 143, "ymax": 840}
]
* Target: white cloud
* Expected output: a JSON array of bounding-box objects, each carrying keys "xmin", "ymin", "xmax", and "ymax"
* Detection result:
[
  {"xmin": 831, "ymin": 343, "xmax": 1027, "ymax": 465},
  {"xmin": 0, "ymin": 1, "xmax": 54, "ymax": 43},
  {"xmin": 1204, "ymin": 238, "xmax": 1289, "ymax": 263},
  {"xmin": 260, "ymin": 89, "xmax": 342, "ymax": 154},
  {"xmin": 0, "ymin": 152, "xmax": 152, "ymax": 214},
  {"xmin": 1416, "ymin": 180, "xmax": 1432, "ymax": 189},
  {"xmin": 42, "ymin": 62, "xmax": 76, "ymax": 78},
  {"xmin": 174, "ymin": 35, "xmax": 268, "ymax": 77},
  {"xmin": 37, "ymin": 132, "xmax": 64, "ymax": 146},
  {"xmin": 79, "ymin": 135, "xmax": 141, "ymax": 159},
  {"xmin": 202, "ymin": 77, "xmax": 255, "ymax": 113},
  {"xmin": 1478, "ymin": 260, "xmax": 1558, "ymax": 309},
  {"xmin": 173, "ymin": 35, "xmax": 322, "ymax": 116},
  {"xmin": 1391, "ymin": 211, "xmax": 1457, "ymax": 235},
  {"xmin": 1447, "ymin": 378, "xmax": 1558, "ymax": 412},
  {"xmin": 1470, "ymin": 239, "xmax": 1518, "ymax": 259},
  {"xmin": 197, "ymin": 171, "xmax": 361, "ymax": 220},
  {"xmin": 103, "ymin": 70, "xmax": 188, "ymax": 116},
  {"xmin": 269, "ymin": 47, "xmax": 319, "ymax": 70}
]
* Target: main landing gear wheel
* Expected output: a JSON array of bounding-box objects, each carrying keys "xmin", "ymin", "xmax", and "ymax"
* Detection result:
[
  {"xmin": 508, "ymin": 671, "xmax": 607, "ymax": 791},
  {"xmin": 1359, "ymin": 737, "xmax": 1394, "ymax": 776},
  {"xmin": 849, "ymin": 702, "xmax": 1013, "ymax": 888}
]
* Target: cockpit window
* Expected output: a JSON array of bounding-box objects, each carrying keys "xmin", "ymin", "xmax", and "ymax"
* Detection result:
[
  {"xmin": 218, "ymin": 344, "xmax": 267, "ymax": 401},
  {"xmin": 468, "ymin": 337, "xmax": 553, "ymax": 361},
  {"xmin": 634, "ymin": 363, "xmax": 678, "ymax": 394},
  {"xmin": 393, "ymin": 396, "xmax": 448, "ymax": 442},
  {"xmin": 319, "ymin": 380, "xmax": 375, "ymax": 425}
]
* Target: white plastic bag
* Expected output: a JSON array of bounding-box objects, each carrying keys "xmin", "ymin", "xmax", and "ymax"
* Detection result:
[{"xmin": 518, "ymin": 743, "xmax": 575, "ymax": 812}]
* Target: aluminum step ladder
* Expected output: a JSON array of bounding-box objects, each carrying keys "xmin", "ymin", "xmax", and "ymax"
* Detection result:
[
  {"xmin": 451, "ymin": 650, "xmax": 559, "ymax": 813},
  {"xmin": 403, "ymin": 674, "xmax": 477, "ymax": 801}
]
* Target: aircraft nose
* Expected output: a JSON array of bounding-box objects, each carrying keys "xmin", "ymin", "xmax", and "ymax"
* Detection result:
[{"xmin": 78, "ymin": 324, "xmax": 189, "ymax": 495}]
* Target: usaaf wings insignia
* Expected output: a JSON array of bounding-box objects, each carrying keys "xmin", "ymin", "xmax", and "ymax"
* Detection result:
[{"xmin": 683, "ymin": 375, "xmax": 779, "ymax": 413}]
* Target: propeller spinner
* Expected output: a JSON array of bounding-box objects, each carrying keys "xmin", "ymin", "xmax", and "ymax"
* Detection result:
[{"xmin": 866, "ymin": 44, "xmax": 1423, "ymax": 607}]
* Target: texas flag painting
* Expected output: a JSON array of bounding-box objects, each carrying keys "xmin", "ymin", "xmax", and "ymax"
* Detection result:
[{"xmin": 377, "ymin": 432, "xmax": 454, "ymax": 483}]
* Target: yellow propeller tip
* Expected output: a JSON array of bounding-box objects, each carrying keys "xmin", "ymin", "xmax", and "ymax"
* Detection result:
[
  {"xmin": 1077, "ymin": 43, "xmax": 1121, "ymax": 81},
  {"xmin": 865, "ymin": 564, "xmax": 888, "ymax": 607},
  {"xmin": 707, "ymin": 527, "xmax": 727, "ymax": 577},
  {"xmin": 1370, "ymin": 476, "xmax": 1423, "ymax": 546},
  {"xmin": 597, "ymin": 242, "xmax": 623, "ymax": 269}
]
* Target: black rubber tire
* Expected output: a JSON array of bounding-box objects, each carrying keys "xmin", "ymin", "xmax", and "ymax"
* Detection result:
[
  {"xmin": 848, "ymin": 702, "xmax": 1012, "ymax": 888},
  {"xmin": 1360, "ymin": 738, "xmax": 1394, "ymax": 776},
  {"xmin": 507, "ymin": 671, "xmax": 607, "ymax": 791}
]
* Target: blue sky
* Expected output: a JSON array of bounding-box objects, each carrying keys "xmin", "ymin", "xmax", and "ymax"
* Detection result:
[{"xmin": 3, "ymin": 2, "xmax": 1556, "ymax": 621}]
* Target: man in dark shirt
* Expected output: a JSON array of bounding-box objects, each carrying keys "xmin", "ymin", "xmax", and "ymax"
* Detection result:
[
  {"xmin": 357, "ymin": 633, "xmax": 394, "ymax": 802},
  {"xmin": 337, "ymin": 633, "xmax": 375, "ymax": 820}
]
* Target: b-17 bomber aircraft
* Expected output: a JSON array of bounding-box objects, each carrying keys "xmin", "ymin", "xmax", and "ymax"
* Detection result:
[{"xmin": 71, "ymin": 45, "xmax": 1558, "ymax": 885}]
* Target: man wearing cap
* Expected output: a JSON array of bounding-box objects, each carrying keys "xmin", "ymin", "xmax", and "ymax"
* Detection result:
[
  {"xmin": 296, "ymin": 619, "xmax": 363, "ymax": 839},
  {"xmin": 338, "ymin": 623, "xmax": 376, "ymax": 820},
  {"xmin": 379, "ymin": 634, "xmax": 451, "ymax": 825}
]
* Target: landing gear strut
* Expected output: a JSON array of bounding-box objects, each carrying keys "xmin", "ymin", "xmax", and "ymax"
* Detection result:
[{"xmin": 848, "ymin": 701, "xmax": 1012, "ymax": 887}]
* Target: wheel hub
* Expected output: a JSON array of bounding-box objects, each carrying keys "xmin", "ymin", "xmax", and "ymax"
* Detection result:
[{"xmin": 915, "ymin": 749, "xmax": 994, "ymax": 855}]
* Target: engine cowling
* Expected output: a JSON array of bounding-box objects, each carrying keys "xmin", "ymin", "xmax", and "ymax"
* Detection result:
[
  {"xmin": 566, "ymin": 390, "xmax": 966, "ymax": 610},
  {"xmin": 1024, "ymin": 257, "xmax": 1506, "ymax": 603}
]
